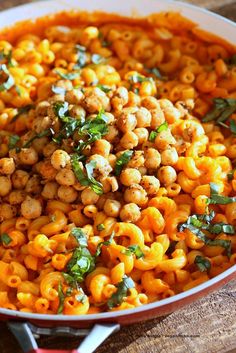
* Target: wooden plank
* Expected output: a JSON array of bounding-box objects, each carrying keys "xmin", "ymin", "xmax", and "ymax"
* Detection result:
[{"xmin": 0, "ymin": 1, "xmax": 235, "ymax": 353}]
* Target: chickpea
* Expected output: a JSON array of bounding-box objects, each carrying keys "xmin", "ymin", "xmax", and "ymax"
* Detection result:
[
  {"xmin": 19, "ymin": 147, "xmax": 38, "ymax": 165},
  {"xmin": 88, "ymin": 154, "xmax": 112, "ymax": 177},
  {"xmin": 25, "ymin": 176, "xmax": 41, "ymax": 194},
  {"xmin": 105, "ymin": 125, "xmax": 119, "ymax": 142},
  {"xmin": 92, "ymin": 139, "xmax": 111, "ymax": 158},
  {"xmin": 69, "ymin": 105, "xmax": 86, "ymax": 120},
  {"xmin": 134, "ymin": 128, "xmax": 149, "ymax": 145},
  {"xmin": 161, "ymin": 147, "xmax": 179, "ymax": 166},
  {"xmin": 141, "ymin": 96, "xmax": 160, "ymax": 110},
  {"xmin": 32, "ymin": 136, "xmax": 49, "ymax": 154},
  {"xmin": 150, "ymin": 107, "xmax": 165, "ymax": 129},
  {"xmin": 111, "ymin": 86, "xmax": 129, "ymax": 110},
  {"xmin": 55, "ymin": 168, "xmax": 76, "ymax": 186},
  {"xmin": 81, "ymin": 187, "xmax": 100, "ymax": 205},
  {"xmin": 83, "ymin": 87, "xmax": 110, "ymax": 113},
  {"xmin": 124, "ymin": 184, "xmax": 148, "ymax": 207},
  {"xmin": 120, "ymin": 131, "xmax": 139, "ymax": 149},
  {"xmin": 127, "ymin": 151, "xmax": 144, "ymax": 168},
  {"xmin": 144, "ymin": 148, "xmax": 161, "ymax": 169},
  {"xmin": 51, "ymin": 150, "xmax": 70, "ymax": 170},
  {"xmin": 140, "ymin": 176, "xmax": 160, "ymax": 195},
  {"xmin": 39, "ymin": 160, "xmax": 57, "ymax": 180},
  {"xmin": 158, "ymin": 166, "xmax": 177, "ymax": 186},
  {"xmin": 35, "ymin": 100, "xmax": 50, "ymax": 116},
  {"xmin": 120, "ymin": 203, "xmax": 141, "ymax": 222},
  {"xmin": 42, "ymin": 181, "xmax": 59, "ymax": 199},
  {"xmin": 0, "ymin": 176, "xmax": 12, "ymax": 196},
  {"xmin": 120, "ymin": 168, "xmax": 141, "ymax": 186},
  {"xmin": 154, "ymin": 129, "xmax": 176, "ymax": 151},
  {"xmin": 117, "ymin": 113, "xmax": 137, "ymax": 133},
  {"xmin": 103, "ymin": 199, "xmax": 121, "ymax": 217},
  {"xmin": 0, "ymin": 203, "xmax": 17, "ymax": 220},
  {"xmin": 135, "ymin": 107, "xmax": 151, "ymax": 127},
  {"xmin": 9, "ymin": 190, "xmax": 26, "ymax": 205},
  {"xmin": 21, "ymin": 196, "xmax": 42, "ymax": 219},
  {"xmin": 0, "ymin": 158, "xmax": 15, "ymax": 175},
  {"xmin": 108, "ymin": 154, "xmax": 117, "ymax": 169},
  {"xmin": 12, "ymin": 170, "xmax": 29, "ymax": 189},
  {"xmin": 58, "ymin": 185, "xmax": 78, "ymax": 203},
  {"xmin": 43, "ymin": 142, "xmax": 58, "ymax": 158},
  {"xmin": 65, "ymin": 89, "xmax": 84, "ymax": 105}
]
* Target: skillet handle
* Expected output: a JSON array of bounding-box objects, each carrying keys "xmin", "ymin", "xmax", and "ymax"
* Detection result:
[{"xmin": 8, "ymin": 322, "xmax": 120, "ymax": 353}]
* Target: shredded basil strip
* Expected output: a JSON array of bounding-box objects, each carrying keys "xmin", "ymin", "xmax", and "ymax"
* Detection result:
[
  {"xmin": 71, "ymin": 228, "xmax": 88, "ymax": 247},
  {"xmin": 128, "ymin": 73, "xmax": 153, "ymax": 84},
  {"xmin": 8, "ymin": 135, "xmax": 20, "ymax": 150},
  {"xmin": 55, "ymin": 69, "xmax": 80, "ymax": 80},
  {"xmin": 97, "ymin": 223, "xmax": 105, "ymax": 231},
  {"xmin": 121, "ymin": 245, "xmax": 144, "ymax": 259},
  {"xmin": 75, "ymin": 44, "xmax": 87, "ymax": 69},
  {"xmin": 228, "ymin": 169, "xmax": 236, "ymax": 181},
  {"xmin": 146, "ymin": 67, "xmax": 167, "ymax": 81},
  {"xmin": 51, "ymin": 85, "xmax": 66, "ymax": 95},
  {"xmin": 194, "ymin": 255, "xmax": 211, "ymax": 272},
  {"xmin": 114, "ymin": 150, "xmax": 133, "ymax": 176},
  {"xmin": 230, "ymin": 119, "xmax": 236, "ymax": 134},
  {"xmin": 65, "ymin": 247, "xmax": 95, "ymax": 283},
  {"xmin": 0, "ymin": 50, "xmax": 14, "ymax": 67},
  {"xmin": 202, "ymin": 98, "xmax": 236, "ymax": 125},
  {"xmin": 95, "ymin": 232, "xmax": 115, "ymax": 257},
  {"xmin": 0, "ymin": 64, "xmax": 15, "ymax": 91},
  {"xmin": 11, "ymin": 104, "xmax": 34, "ymax": 123},
  {"xmin": 107, "ymin": 275, "xmax": 135, "ymax": 309},
  {"xmin": 75, "ymin": 293, "xmax": 86, "ymax": 304},
  {"xmin": 0, "ymin": 233, "xmax": 12, "ymax": 245},
  {"xmin": 149, "ymin": 121, "xmax": 168, "ymax": 142},
  {"xmin": 57, "ymin": 282, "xmax": 65, "ymax": 314},
  {"xmin": 71, "ymin": 155, "xmax": 103, "ymax": 195},
  {"xmin": 23, "ymin": 129, "xmax": 51, "ymax": 148},
  {"xmin": 91, "ymin": 54, "xmax": 106, "ymax": 65},
  {"xmin": 97, "ymin": 84, "xmax": 112, "ymax": 93},
  {"xmin": 207, "ymin": 182, "xmax": 236, "ymax": 205}
]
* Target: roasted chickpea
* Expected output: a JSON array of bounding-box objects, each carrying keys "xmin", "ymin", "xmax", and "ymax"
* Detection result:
[
  {"xmin": 0, "ymin": 176, "xmax": 12, "ymax": 196},
  {"xmin": 120, "ymin": 168, "xmax": 141, "ymax": 186},
  {"xmin": 103, "ymin": 199, "xmax": 121, "ymax": 217},
  {"xmin": 144, "ymin": 148, "xmax": 161, "ymax": 169},
  {"xmin": 161, "ymin": 147, "xmax": 178, "ymax": 166},
  {"xmin": 21, "ymin": 196, "xmax": 42, "ymax": 219},
  {"xmin": 19, "ymin": 148, "xmax": 38, "ymax": 165},
  {"xmin": 55, "ymin": 169, "xmax": 76, "ymax": 186},
  {"xmin": 12, "ymin": 170, "xmax": 29, "ymax": 189},
  {"xmin": 81, "ymin": 187, "xmax": 100, "ymax": 205},
  {"xmin": 57, "ymin": 186, "xmax": 78, "ymax": 203},
  {"xmin": 0, "ymin": 158, "xmax": 15, "ymax": 175},
  {"xmin": 124, "ymin": 184, "xmax": 148, "ymax": 207},
  {"xmin": 158, "ymin": 166, "xmax": 177, "ymax": 186},
  {"xmin": 120, "ymin": 203, "xmax": 141, "ymax": 222},
  {"xmin": 140, "ymin": 176, "xmax": 160, "ymax": 195},
  {"xmin": 51, "ymin": 150, "xmax": 70, "ymax": 170}
]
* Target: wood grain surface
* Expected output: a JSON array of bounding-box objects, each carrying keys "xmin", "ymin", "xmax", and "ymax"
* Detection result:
[{"xmin": 0, "ymin": 1, "xmax": 236, "ymax": 353}]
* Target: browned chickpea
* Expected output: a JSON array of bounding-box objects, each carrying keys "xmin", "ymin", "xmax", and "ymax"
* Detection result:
[
  {"xmin": 83, "ymin": 87, "xmax": 110, "ymax": 113},
  {"xmin": 0, "ymin": 203, "xmax": 17, "ymax": 220},
  {"xmin": 25, "ymin": 175, "xmax": 42, "ymax": 194},
  {"xmin": 81, "ymin": 188, "xmax": 100, "ymax": 205},
  {"xmin": 51, "ymin": 150, "xmax": 70, "ymax": 170},
  {"xmin": 120, "ymin": 203, "xmax": 141, "ymax": 222},
  {"xmin": 124, "ymin": 184, "xmax": 148, "ymax": 207},
  {"xmin": 0, "ymin": 158, "xmax": 15, "ymax": 175},
  {"xmin": 19, "ymin": 147, "xmax": 38, "ymax": 165},
  {"xmin": 120, "ymin": 168, "xmax": 141, "ymax": 186},
  {"xmin": 57, "ymin": 186, "xmax": 78, "ymax": 203},
  {"xmin": 55, "ymin": 168, "xmax": 76, "ymax": 186},
  {"xmin": 120, "ymin": 131, "xmax": 138, "ymax": 149},
  {"xmin": 12, "ymin": 170, "xmax": 29, "ymax": 189},
  {"xmin": 157, "ymin": 166, "xmax": 177, "ymax": 186},
  {"xmin": 9, "ymin": 190, "xmax": 26, "ymax": 205},
  {"xmin": 42, "ymin": 181, "xmax": 59, "ymax": 199},
  {"xmin": 21, "ymin": 196, "xmax": 42, "ymax": 219},
  {"xmin": 117, "ymin": 112, "xmax": 137, "ymax": 133},
  {"xmin": 65, "ymin": 89, "xmax": 84, "ymax": 105},
  {"xmin": 134, "ymin": 128, "xmax": 149, "ymax": 145},
  {"xmin": 154, "ymin": 129, "xmax": 176, "ymax": 151},
  {"xmin": 0, "ymin": 176, "xmax": 12, "ymax": 196},
  {"xmin": 103, "ymin": 199, "xmax": 121, "ymax": 217},
  {"xmin": 161, "ymin": 147, "xmax": 178, "ymax": 166},
  {"xmin": 140, "ymin": 176, "xmax": 160, "ymax": 195},
  {"xmin": 135, "ymin": 107, "xmax": 151, "ymax": 128},
  {"xmin": 144, "ymin": 148, "xmax": 161, "ymax": 169}
]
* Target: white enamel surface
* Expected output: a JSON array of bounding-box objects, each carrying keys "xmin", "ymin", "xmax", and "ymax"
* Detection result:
[
  {"xmin": 0, "ymin": 0, "xmax": 235, "ymax": 44},
  {"xmin": 0, "ymin": 0, "xmax": 235, "ymax": 321}
]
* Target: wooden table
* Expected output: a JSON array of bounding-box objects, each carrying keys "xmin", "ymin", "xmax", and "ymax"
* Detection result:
[{"xmin": 0, "ymin": 1, "xmax": 236, "ymax": 353}]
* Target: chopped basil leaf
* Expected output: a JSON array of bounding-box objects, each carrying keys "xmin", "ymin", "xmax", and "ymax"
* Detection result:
[
  {"xmin": 8, "ymin": 135, "xmax": 20, "ymax": 150},
  {"xmin": 65, "ymin": 247, "xmax": 95, "ymax": 283},
  {"xmin": 207, "ymin": 182, "xmax": 236, "ymax": 205},
  {"xmin": 1, "ymin": 233, "xmax": 12, "ymax": 245},
  {"xmin": 0, "ymin": 50, "xmax": 14, "ymax": 67},
  {"xmin": 23, "ymin": 129, "xmax": 51, "ymax": 148},
  {"xmin": 15, "ymin": 85, "xmax": 22, "ymax": 96},
  {"xmin": 51, "ymin": 85, "xmax": 66, "ymax": 95},
  {"xmin": 53, "ymin": 102, "xmax": 80, "ymax": 143},
  {"xmin": 53, "ymin": 101, "xmax": 69, "ymax": 117},
  {"xmin": 11, "ymin": 104, "xmax": 34, "ymax": 123},
  {"xmin": 55, "ymin": 70, "xmax": 80, "ymax": 80},
  {"xmin": 75, "ymin": 44, "xmax": 87, "ymax": 69},
  {"xmin": 194, "ymin": 255, "xmax": 211, "ymax": 272},
  {"xmin": 97, "ymin": 84, "xmax": 112, "ymax": 93},
  {"xmin": 107, "ymin": 275, "xmax": 134, "ymax": 309},
  {"xmin": 75, "ymin": 293, "xmax": 86, "ymax": 304},
  {"xmin": 202, "ymin": 98, "xmax": 236, "ymax": 124},
  {"xmin": 71, "ymin": 155, "xmax": 103, "ymax": 195},
  {"xmin": 74, "ymin": 109, "xmax": 108, "ymax": 152},
  {"xmin": 114, "ymin": 150, "xmax": 133, "ymax": 176},
  {"xmin": 121, "ymin": 245, "xmax": 144, "ymax": 259},
  {"xmin": 95, "ymin": 232, "xmax": 115, "ymax": 257},
  {"xmin": 97, "ymin": 223, "xmax": 105, "ymax": 231},
  {"xmin": 57, "ymin": 282, "xmax": 65, "ymax": 314},
  {"xmin": 149, "ymin": 121, "xmax": 168, "ymax": 142},
  {"xmin": 91, "ymin": 54, "xmax": 106, "ymax": 65},
  {"xmin": 230, "ymin": 119, "xmax": 236, "ymax": 134},
  {"xmin": 71, "ymin": 228, "xmax": 88, "ymax": 247},
  {"xmin": 128, "ymin": 73, "xmax": 153, "ymax": 84},
  {"xmin": 146, "ymin": 67, "xmax": 167, "ymax": 81},
  {"xmin": 0, "ymin": 64, "xmax": 15, "ymax": 91},
  {"xmin": 62, "ymin": 273, "xmax": 77, "ymax": 288}
]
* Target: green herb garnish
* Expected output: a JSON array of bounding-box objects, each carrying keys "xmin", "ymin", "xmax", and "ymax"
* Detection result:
[
  {"xmin": 8, "ymin": 135, "xmax": 20, "ymax": 150},
  {"xmin": 230, "ymin": 119, "xmax": 236, "ymax": 134},
  {"xmin": 202, "ymin": 98, "xmax": 236, "ymax": 126},
  {"xmin": 107, "ymin": 275, "xmax": 134, "ymax": 309},
  {"xmin": 95, "ymin": 232, "xmax": 115, "ymax": 257},
  {"xmin": 65, "ymin": 247, "xmax": 95, "ymax": 283},
  {"xmin": 75, "ymin": 293, "xmax": 86, "ymax": 304},
  {"xmin": 121, "ymin": 245, "xmax": 144, "ymax": 259},
  {"xmin": 146, "ymin": 67, "xmax": 167, "ymax": 81},
  {"xmin": 55, "ymin": 70, "xmax": 80, "ymax": 80},
  {"xmin": 194, "ymin": 255, "xmax": 211, "ymax": 272},
  {"xmin": 75, "ymin": 44, "xmax": 87, "ymax": 69},
  {"xmin": 91, "ymin": 54, "xmax": 106, "ymax": 65},
  {"xmin": 57, "ymin": 282, "xmax": 65, "ymax": 314},
  {"xmin": 71, "ymin": 228, "xmax": 88, "ymax": 247},
  {"xmin": 114, "ymin": 150, "xmax": 133, "ymax": 176},
  {"xmin": 97, "ymin": 223, "xmax": 105, "ymax": 231},
  {"xmin": 128, "ymin": 73, "xmax": 153, "ymax": 84},
  {"xmin": 149, "ymin": 121, "xmax": 168, "ymax": 142},
  {"xmin": 23, "ymin": 129, "xmax": 51, "ymax": 148},
  {"xmin": 71, "ymin": 155, "xmax": 103, "ymax": 195},
  {"xmin": 0, "ymin": 50, "xmax": 14, "ymax": 67},
  {"xmin": 227, "ymin": 169, "xmax": 236, "ymax": 181},
  {"xmin": 97, "ymin": 84, "xmax": 112, "ymax": 93},
  {"xmin": 51, "ymin": 85, "xmax": 66, "ymax": 95},
  {"xmin": 11, "ymin": 104, "xmax": 34, "ymax": 123},
  {"xmin": 0, "ymin": 64, "xmax": 14, "ymax": 91},
  {"xmin": 206, "ymin": 182, "xmax": 236, "ymax": 205},
  {"xmin": 0, "ymin": 233, "xmax": 12, "ymax": 246}
]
